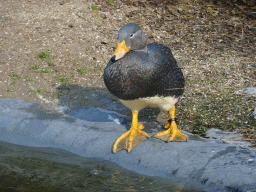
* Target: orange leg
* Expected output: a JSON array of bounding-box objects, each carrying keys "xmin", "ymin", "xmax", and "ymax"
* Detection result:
[{"xmin": 153, "ymin": 106, "xmax": 187, "ymax": 142}]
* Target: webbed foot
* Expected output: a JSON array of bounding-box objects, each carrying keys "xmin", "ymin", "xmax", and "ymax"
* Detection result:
[
  {"xmin": 113, "ymin": 111, "xmax": 149, "ymax": 153},
  {"xmin": 113, "ymin": 122, "xmax": 149, "ymax": 153},
  {"xmin": 153, "ymin": 106, "xmax": 187, "ymax": 142},
  {"xmin": 153, "ymin": 121, "xmax": 187, "ymax": 142}
]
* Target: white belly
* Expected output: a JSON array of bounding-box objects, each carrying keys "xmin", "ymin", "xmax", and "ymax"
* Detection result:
[{"xmin": 120, "ymin": 96, "xmax": 178, "ymax": 112}]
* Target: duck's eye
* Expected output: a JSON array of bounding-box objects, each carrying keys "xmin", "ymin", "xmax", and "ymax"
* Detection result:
[{"xmin": 130, "ymin": 33, "xmax": 134, "ymax": 38}]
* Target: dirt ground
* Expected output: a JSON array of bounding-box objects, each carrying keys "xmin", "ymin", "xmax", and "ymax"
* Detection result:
[{"xmin": 0, "ymin": 0, "xmax": 256, "ymax": 145}]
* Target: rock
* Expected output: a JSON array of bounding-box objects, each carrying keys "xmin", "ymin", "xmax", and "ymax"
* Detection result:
[
  {"xmin": 205, "ymin": 128, "xmax": 252, "ymax": 148},
  {"xmin": 235, "ymin": 88, "xmax": 256, "ymax": 95},
  {"xmin": 0, "ymin": 98, "xmax": 256, "ymax": 191},
  {"xmin": 253, "ymin": 108, "xmax": 256, "ymax": 120},
  {"xmin": 243, "ymin": 88, "xmax": 256, "ymax": 95}
]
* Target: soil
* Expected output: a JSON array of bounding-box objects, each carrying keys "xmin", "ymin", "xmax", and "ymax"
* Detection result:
[{"xmin": 0, "ymin": 0, "xmax": 256, "ymax": 144}]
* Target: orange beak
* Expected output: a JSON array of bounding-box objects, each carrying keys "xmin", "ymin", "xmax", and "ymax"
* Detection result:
[{"xmin": 113, "ymin": 40, "xmax": 129, "ymax": 60}]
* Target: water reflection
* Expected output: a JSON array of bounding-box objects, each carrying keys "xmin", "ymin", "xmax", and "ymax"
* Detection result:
[{"xmin": 0, "ymin": 141, "xmax": 201, "ymax": 192}]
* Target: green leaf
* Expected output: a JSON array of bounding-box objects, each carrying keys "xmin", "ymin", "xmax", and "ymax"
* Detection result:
[
  {"xmin": 251, "ymin": 20, "xmax": 256, "ymax": 23},
  {"xmin": 108, "ymin": 0, "xmax": 114, "ymax": 4},
  {"xmin": 92, "ymin": 5, "xmax": 99, "ymax": 11},
  {"xmin": 10, "ymin": 81, "xmax": 16, "ymax": 85}
]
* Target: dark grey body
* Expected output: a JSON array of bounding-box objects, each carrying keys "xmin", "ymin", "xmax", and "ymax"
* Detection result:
[{"xmin": 104, "ymin": 42, "xmax": 185, "ymax": 100}]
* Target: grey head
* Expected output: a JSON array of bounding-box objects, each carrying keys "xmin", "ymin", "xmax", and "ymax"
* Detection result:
[{"xmin": 118, "ymin": 23, "xmax": 147, "ymax": 51}]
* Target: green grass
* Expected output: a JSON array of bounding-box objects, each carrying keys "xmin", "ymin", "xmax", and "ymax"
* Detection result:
[
  {"xmin": 37, "ymin": 52, "xmax": 50, "ymax": 59},
  {"xmin": 56, "ymin": 75, "xmax": 72, "ymax": 84},
  {"xmin": 178, "ymin": 5, "xmax": 186, "ymax": 14},
  {"xmin": 53, "ymin": 93, "xmax": 59, "ymax": 97},
  {"xmin": 77, "ymin": 67, "xmax": 92, "ymax": 74},
  {"xmin": 77, "ymin": 66, "xmax": 103, "ymax": 74},
  {"xmin": 9, "ymin": 72, "xmax": 21, "ymax": 79},
  {"xmin": 94, "ymin": 66, "xmax": 103, "ymax": 71},
  {"xmin": 28, "ymin": 88, "xmax": 46, "ymax": 95},
  {"xmin": 6, "ymin": 87, "xmax": 12, "ymax": 92},
  {"xmin": 47, "ymin": 59, "xmax": 54, "ymax": 66},
  {"xmin": 37, "ymin": 51, "xmax": 54, "ymax": 65},
  {"xmin": 207, "ymin": 8, "xmax": 217, "ymax": 14},
  {"xmin": 59, "ymin": 84, "xmax": 71, "ymax": 91},
  {"xmin": 178, "ymin": 93, "xmax": 255, "ymax": 138},
  {"xmin": 92, "ymin": 5, "xmax": 99, "ymax": 11},
  {"xmin": 77, "ymin": 68, "xmax": 84, "ymax": 74},
  {"xmin": 9, "ymin": 72, "xmax": 21, "ymax": 86},
  {"xmin": 185, "ymin": 78, "xmax": 192, "ymax": 85},
  {"xmin": 189, "ymin": 98, "xmax": 195, "ymax": 106},
  {"xmin": 36, "ymin": 88, "xmax": 46, "ymax": 94},
  {"xmin": 25, "ymin": 76, "xmax": 34, "ymax": 82},
  {"xmin": 174, "ymin": 54, "xmax": 256, "ymax": 145},
  {"xmin": 31, "ymin": 65, "xmax": 40, "ymax": 70},
  {"xmin": 40, "ymin": 69, "xmax": 51, "ymax": 74}
]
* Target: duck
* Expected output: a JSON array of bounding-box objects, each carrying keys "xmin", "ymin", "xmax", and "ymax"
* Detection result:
[{"xmin": 104, "ymin": 23, "xmax": 187, "ymax": 153}]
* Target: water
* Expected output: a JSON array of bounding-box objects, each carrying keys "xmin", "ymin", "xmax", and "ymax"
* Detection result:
[{"xmin": 0, "ymin": 141, "xmax": 196, "ymax": 192}]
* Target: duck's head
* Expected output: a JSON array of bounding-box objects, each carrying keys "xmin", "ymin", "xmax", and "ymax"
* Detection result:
[{"xmin": 112, "ymin": 23, "xmax": 147, "ymax": 61}]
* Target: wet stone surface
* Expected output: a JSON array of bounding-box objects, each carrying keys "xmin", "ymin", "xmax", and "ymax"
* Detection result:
[
  {"xmin": 0, "ymin": 98, "xmax": 256, "ymax": 192},
  {"xmin": 205, "ymin": 128, "xmax": 252, "ymax": 148}
]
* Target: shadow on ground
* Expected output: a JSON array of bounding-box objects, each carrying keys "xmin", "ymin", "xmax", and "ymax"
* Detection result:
[{"xmin": 55, "ymin": 84, "xmax": 165, "ymax": 134}]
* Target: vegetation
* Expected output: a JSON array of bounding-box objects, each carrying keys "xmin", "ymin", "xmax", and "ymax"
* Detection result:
[
  {"xmin": 37, "ymin": 51, "xmax": 54, "ymax": 66},
  {"xmin": 28, "ymin": 88, "xmax": 47, "ymax": 95}
]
